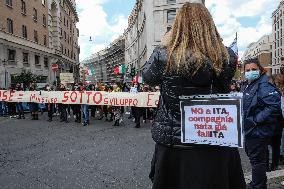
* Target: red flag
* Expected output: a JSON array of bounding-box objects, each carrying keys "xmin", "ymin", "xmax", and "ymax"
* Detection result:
[{"xmin": 114, "ymin": 66, "xmax": 119, "ymax": 74}]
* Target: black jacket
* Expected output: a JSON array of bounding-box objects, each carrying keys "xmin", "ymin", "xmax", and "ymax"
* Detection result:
[
  {"xmin": 242, "ymin": 74, "xmax": 281, "ymax": 139},
  {"xmin": 142, "ymin": 46, "xmax": 237, "ymax": 146}
]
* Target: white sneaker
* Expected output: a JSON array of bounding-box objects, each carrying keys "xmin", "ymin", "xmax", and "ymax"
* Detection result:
[
  {"xmin": 68, "ymin": 115, "xmax": 71, "ymax": 118},
  {"xmin": 132, "ymin": 118, "xmax": 135, "ymax": 122},
  {"xmin": 281, "ymin": 181, "xmax": 284, "ymax": 186},
  {"xmin": 143, "ymin": 120, "xmax": 146, "ymax": 123}
]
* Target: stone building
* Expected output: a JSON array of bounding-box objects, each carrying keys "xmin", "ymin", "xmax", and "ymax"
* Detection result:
[
  {"xmin": 124, "ymin": 0, "xmax": 205, "ymax": 81},
  {"xmin": 0, "ymin": 0, "xmax": 80, "ymax": 88},
  {"xmin": 82, "ymin": 36, "xmax": 125, "ymax": 83},
  {"xmin": 242, "ymin": 34, "xmax": 273, "ymax": 75},
  {"xmin": 272, "ymin": 0, "xmax": 284, "ymax": 74}
]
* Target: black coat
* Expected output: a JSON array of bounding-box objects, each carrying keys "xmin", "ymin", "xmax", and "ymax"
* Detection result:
[{"xmin": 142, "ymin": 46, "xmax": 237, "ymax": 146}]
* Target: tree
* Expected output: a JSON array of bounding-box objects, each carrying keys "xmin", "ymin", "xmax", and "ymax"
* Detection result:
[{"xmin": 12, "ymin": 70, "xmax": 44, "ymax": 88}]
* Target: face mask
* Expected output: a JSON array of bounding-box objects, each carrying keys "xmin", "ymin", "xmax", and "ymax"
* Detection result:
[{"xmin": 245, "ymin": 70, "xmax": 260, "ymax": 81}]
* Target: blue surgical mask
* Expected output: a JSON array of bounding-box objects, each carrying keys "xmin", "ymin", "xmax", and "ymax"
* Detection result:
[{"xmin": 245, "ymin": 70, "xmax": 260, "ymax": 81}]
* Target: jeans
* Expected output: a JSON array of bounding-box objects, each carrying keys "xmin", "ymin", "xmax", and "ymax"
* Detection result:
[
  {"xmin": 0, "ymin": 102, "xmax": 3, "ymax": 116},
  {"xmin": 245, "ymin": 138, "xmax": 269, "ymax": 189},
  {"xmin": 16, "ymin": 103, "xmax": 24, "ymax": 115},
  {"xmin": 82, "ymin": 105, "xmax": 89, "ymax": 124},
  {"xmin": 1, "ymin": 102, "xmax": 7, "ymax": 116}
]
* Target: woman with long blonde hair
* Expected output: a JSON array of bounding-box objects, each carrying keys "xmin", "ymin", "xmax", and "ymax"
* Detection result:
[{"xmin": 143, "ymin": 3, "xmax": 245, "ymax": 189}]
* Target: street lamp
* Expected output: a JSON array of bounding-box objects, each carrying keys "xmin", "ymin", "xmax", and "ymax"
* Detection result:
[{"xmin": 2, "ymin": 59, "xmax": 7, "ymax": 88}]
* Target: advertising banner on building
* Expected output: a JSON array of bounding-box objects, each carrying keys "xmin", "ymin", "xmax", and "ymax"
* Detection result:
[
  {"xmin": 0, "ymin": 90, "xmax": 160, "ymax": 107},
  {"xmin": 180, "ymin": 94, "xmax": 243, "ymax": 148}
]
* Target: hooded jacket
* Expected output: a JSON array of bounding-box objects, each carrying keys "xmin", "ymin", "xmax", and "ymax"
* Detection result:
[
  {"xmin": 243, "ymin": 74, "xmax": 281, "ymax": 139},
  {"xmin": 142, "ymin": 46, "xmax": 237, "ymax": 145}
]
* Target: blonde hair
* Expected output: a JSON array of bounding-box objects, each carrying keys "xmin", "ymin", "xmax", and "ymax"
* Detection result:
[{"xmin": 166, "ymin": 3, "xmax": 228, "ymax": 75}]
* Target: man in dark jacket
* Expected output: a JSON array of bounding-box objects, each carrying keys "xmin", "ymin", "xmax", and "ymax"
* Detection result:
[{"xmin": 243, "ymin": 58, "xmax": 281, "ymax": 189}]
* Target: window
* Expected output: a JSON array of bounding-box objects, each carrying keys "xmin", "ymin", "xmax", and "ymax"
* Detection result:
[
  {"xmin": 44, "ymin": 57, "xmax": 48, "ymax": 67},
  {"xmin": 68, "ymin": 49, "xmax": 69, "ymax": 57},
  {"xmin": 6, "ymin": 0, "xmax": 12, "ymax": 7},
  {"xmin": 35, "ymin": 55, "xmax": 40, "ymax": 65},
  {"xmin": 64, "ymin": 17, "xmax": 66, "ymax": 26},
  {"xmin": 21, "ymin": 0, "xmax": 26, "ymax": 14},
  {"xmin": 65, "ymin": 48, "xmax": 66, "ymax": 55},
  {"xmin": 43, "ymin": 14, "xmax": 47, "ymax": 27},
  {"xmin": 23, "ymin": 53, "xmax": 29, "ymax": 64},
  {"xmin": 43, "ymin": 35, "xmax": 47, "ymax": 46},
  {"xmin": 60, "ymin": 28, "xmax": 63, "ymax": 36},
  {"xmin": 64, "ymin": 31, "xmax": 66, "ymax": 40},
  {"xmin": 7, "ymin": 18, "xmax": 13, "ymax": 34},
  {"xmin": 8, "ymin": 49, "xmax": 16, "ymax": 61},
  {"xmin": 22, "ymin": 25, "xmax": 27, "ymax": 39},
  {"xmin": 167, "ymin": 0, "xmax": 176, "ymax": 3},
  {"xmin": 33, "ymin": 8, "xmax": 38, "ymax": 21},
  {"xmin": 34, "ymin": 30, "xmax": 38, "ymax": 43},
  {"xmin": 167, "ymin": 10, "xmax": 176, "ymax": 23},
  {"xmin": 61, "ymin": 44, "xmax": 63, "ymax": 53}
]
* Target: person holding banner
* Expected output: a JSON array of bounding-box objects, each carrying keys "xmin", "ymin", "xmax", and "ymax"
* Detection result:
[
  {"xmin": 243, "ymin": 58, "xmax": 282, "ymax": 189},
  {"xmin": 15, "ymin": 83, "xmax": 25, "ymax": 119},
  {"xmin": 29, "ymin": 84, "xmax": 39, "ymax": 120},
  {"xmin": 143, "ymin": 3, "xmax": 245, "ymax": 189}
]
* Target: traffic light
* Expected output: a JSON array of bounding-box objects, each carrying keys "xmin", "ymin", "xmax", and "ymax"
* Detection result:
[{"xmin": 130, "ymin": 67, "xmax": 136, "ymax": 77}]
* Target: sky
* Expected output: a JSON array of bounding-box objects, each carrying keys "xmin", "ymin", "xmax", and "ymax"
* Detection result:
[{"xmin": 76, "ymin": 0, "xmax": 282, "ymax": 62}]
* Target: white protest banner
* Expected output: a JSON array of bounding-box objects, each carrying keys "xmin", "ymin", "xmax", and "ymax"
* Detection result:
[
  {"xmin": 60, "ymin": 73, "xmax": 74, "ymax": 83},
  {"xmin": 180, "ymin": 94, "xmax": 243, "ymax": 148},
  {"xmin": 0, "ymin": 90, "xmax": 160, "ymax": 107}
]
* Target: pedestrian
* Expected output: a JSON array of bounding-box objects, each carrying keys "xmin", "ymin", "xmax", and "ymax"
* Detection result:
[
  {"xmin": 29, "ymin": 84, "xmax": 39, "ymax": 120},
  {"xmin": 58, "ymin": 84, "xmax": 68, "ymax": 123},
  {"xmin": 7, "ymin": 86, "xmax": 17, "ymax": 118},
  {"xmin": 131, "ymin": 83, "xmax": 142, "ymax": 128},
  {"xmin": 271, "ymin": 73, "xmax": 284, "ymax": 171},
  {"xmin": 143, "ymin": 3, "xmax": 245, "ymax": 189},
  {"xmin": 243, "ymin": 58, "xmax": 281, "ymax": 188},
  {"xmin": 15, "ymin": 83, "xmax": 25, "ymax": 119},
  {"xmin": 71, "ymin": 84, "xmax": 82, "ymax": 123},
  {"xmin": 45, "ymin": 85, "xmax": 55, "ymax": 122},
  {"xmin": 81, "ymin": 84, "xmax": 90, "ymax": 126},
  {"xmin": 112, "ymin": 83, "xmax": 122, "ymax": 126}
]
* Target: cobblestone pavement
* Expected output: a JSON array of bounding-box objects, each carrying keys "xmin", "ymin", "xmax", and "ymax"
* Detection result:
[{"xmin": 0, "ymin": 114, "xmax": 281, "ymax": 189}]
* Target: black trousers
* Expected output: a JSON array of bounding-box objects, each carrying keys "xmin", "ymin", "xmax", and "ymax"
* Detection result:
[
  {"xmin": 245, "ymin": 138, "xmax": 269, "ymax": 189},
  {"xmin": 59, "ymin": 104, "xmax": 67, "ymax": 121},
  {"xmin": 72, "ymin": 105, "xmax": 81, "ymax": 122},
  {"xmin": 133, "ymin": 107, "xmax": 141, "ymax": 125},
  {"xmin": 48, "ymin": 104, "xmax": 54, "ymax": 120},
  {"xmin": 270, "ymin": 133, "xmax": 283, "ymax": 169}
]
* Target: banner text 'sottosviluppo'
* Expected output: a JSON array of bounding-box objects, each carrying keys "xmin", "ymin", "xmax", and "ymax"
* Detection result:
[{"xmin": 0, "ymin": 90, "xmax": 160, "ymax": 107}]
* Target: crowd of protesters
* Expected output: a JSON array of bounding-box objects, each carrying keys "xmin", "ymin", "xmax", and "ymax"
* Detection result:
[{"xmin": 0, "ymin": 82, "xmax": 158, "ymax": 127}]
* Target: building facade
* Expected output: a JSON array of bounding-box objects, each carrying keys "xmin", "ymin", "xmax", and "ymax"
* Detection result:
[
  {"xmin": 124, "ymin": 0, "xmax": 205, "ymax": 81},
  {"xmin": 0, "ymin": 0, "xmax": 80, "ymax": 88},
  {"xmin": 272, "ymin": 1, "xmax": 284, "ymax": 74},
  {"xmin": 242, "ymin": 34, "xmax": 273, "ymax": 75},
  {"xmin": 82, "ymin": 36, "xmax": 125, "ymax": 83}
]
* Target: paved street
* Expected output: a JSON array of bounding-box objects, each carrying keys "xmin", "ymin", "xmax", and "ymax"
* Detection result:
[{"xmin": 0, "ymin": 113, "xmax": 272, "ymax": 189}]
